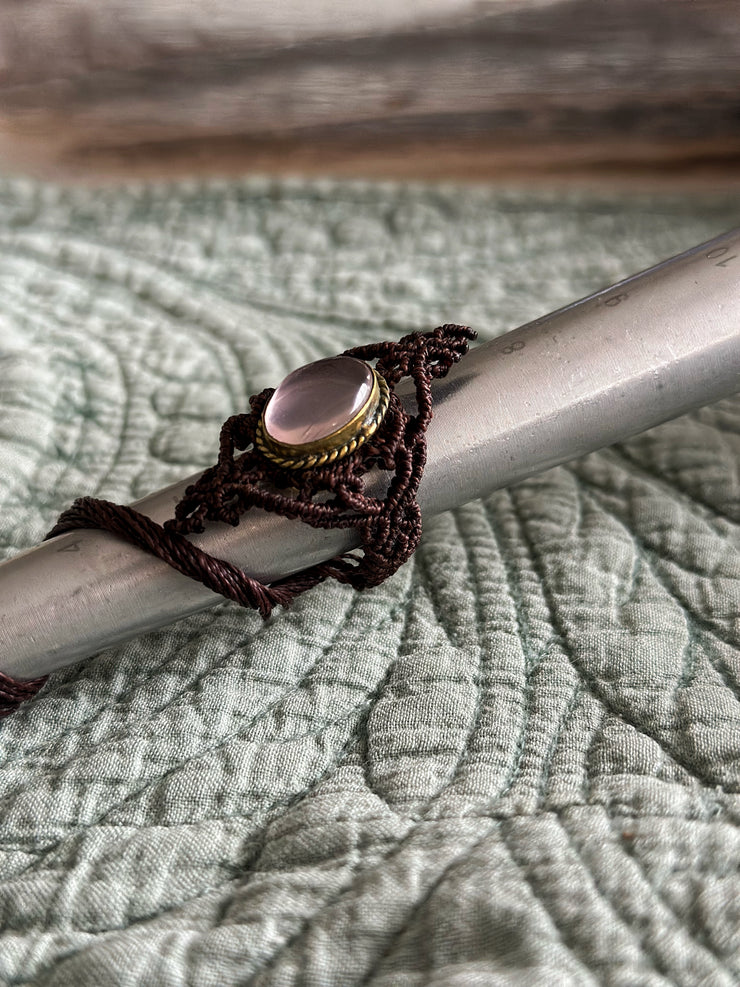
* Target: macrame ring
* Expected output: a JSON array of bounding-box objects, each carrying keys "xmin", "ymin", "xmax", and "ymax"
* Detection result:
[
  {"xmin": 46, "ymin": 325, "xmax": 477, "ymax": 618},
  {"xmin": 255, "ymin": 365, "xmax": 390, "ymax": 470},
  {"xmin": 0, "ymin": 326, "xmax": 474, "ymax": 719}
]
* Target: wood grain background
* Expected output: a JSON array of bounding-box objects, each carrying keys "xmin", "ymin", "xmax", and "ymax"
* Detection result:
[{"xmin": 2, "ymin": 0, "xmax": 740, "ymax": 184}]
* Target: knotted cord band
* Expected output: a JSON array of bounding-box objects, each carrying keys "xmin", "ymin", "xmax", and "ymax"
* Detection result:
[
  {"xmin": 0, "ymin": 671, "xmax": 49, "ymax": 718},
  {"xmin": 49, "ymin": 325, "xmax": 475, "ymax": 607},
  {"xmin": 1, "ymin": 326, "xmax": 475, "ymax": 716}
]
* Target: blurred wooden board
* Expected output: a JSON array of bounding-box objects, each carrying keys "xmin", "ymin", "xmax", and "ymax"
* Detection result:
[{"xmin": 2, "ymin": 0, "xmax": 740, "ymax": 184}]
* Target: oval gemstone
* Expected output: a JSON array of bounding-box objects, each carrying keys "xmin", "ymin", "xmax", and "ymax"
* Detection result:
[{"xmin": 263, "ymin": 356, "xmax": 374, "ymax": 447}]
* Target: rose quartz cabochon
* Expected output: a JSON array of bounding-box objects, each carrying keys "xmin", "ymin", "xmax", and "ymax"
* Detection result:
[{"xmin": 263, "ymin": 356, "xmax": 374, "ymax": 446}]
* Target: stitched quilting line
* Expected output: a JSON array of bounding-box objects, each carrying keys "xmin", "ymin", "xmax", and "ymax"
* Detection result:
[
  {"xmin": 507, "ymin": 487, "xmax": 740, "ymax": 799},
  {"xmin": 480, "ymin": 490, "xmax": 571, "ymax": 804},
  {"xmin": 357, "ymin": 563, "xmax": 491, "ymax": 811},
  {"xmin": 599, "ymin": 807, "xmax": 739, "ymax": 978},
  {"xmin": 571, "ymin": 453, "xmax": 740, "ymax": 578},
  {"xmin": 370, "ymin": 503, "xmax": 527, "ymax": 812},
  {"xmin": 0, "ymin": 589, "xmax": 414, "ymax": 884},
  {"xmin": 562, "ymin": 460, "xmax": 731, "ymax": 577},
  {"xmin": 534, "ymin": 681, "xmax": 586, "ymax": 806},
  {"xmin": 499, "ymin": 820, "xmax": 658, "ymax": 984},
  {"xmin": 2, "ymin": 608, "xmax": 233, "ymax": 768},
  {"xmin": 355, "ymin": 825, "xmax": 529, "ymax": 986},
  {"xmin": 538, "ymin": 814, "xmax": 677, "ymax": 980},
  {"xmin": 571, "ymin": 474, "xmax": 740, "ymax": 704},
  {"xmin": 0, "ymin": 235, "xmax": 250, "ymax": 404},
  {"xmin": 358, "ymin": 579, "xmax": 416, "ymax": 804},
  {"xmin": 248, "ymin": 818, "xmax": 501, "ymax": 986},
  {"xmin": 412, "ymin": 542, "xmax": 462, "ymax": 649},
  {"xmin": 21, "ymin": 803, "xmax": 735, "ymax": 986},
  {"xmin": 429, "ymin": 509, "xmax": 488, "ymax": 795},
  {"xmin": 2, "ymin": 801, "xmax": 739, "ymax": 987},
  {"xmin": 238, "ymin": 565, "xmax": 597, "ymax": 980},
  {"xmin": 568, "ymin": 479, "xmax": 702, "ymax": 732},
  {"xmin": 607, "ymin": 444, "xmax": 740, "ymax": 534},
  {"xmin": 0, "ymin": 296, "xmax": 92, "ymax": 510},
  {"xmin": 3, "ymin": 800, "xmax": 736, "ymax": 869},
  {"xmin": 493, "ymin": 486, "xmax": 599, "ymax": 808},
  {"xmin": 557, "ymin": 811, "xmax": 735, "ymax": 983},
  {"xmin": 571, "ymin": 467, "xmax": 740, "ymax": 625}
]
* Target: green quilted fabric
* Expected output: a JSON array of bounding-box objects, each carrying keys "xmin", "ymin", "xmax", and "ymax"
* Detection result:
[{"xmin": 1, "ymin": 177, "xmax": 739, "ymax": 986}]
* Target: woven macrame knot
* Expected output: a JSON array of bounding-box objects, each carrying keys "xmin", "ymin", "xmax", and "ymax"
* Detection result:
[{"xmin": 48, "ymin": 325, "xmax": 476, "ymax": 621}]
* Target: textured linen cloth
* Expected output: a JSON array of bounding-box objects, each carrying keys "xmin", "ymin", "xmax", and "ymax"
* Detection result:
[{"xmin": 0, "ymin": 177, "xmax": 739, "ymax": 986}]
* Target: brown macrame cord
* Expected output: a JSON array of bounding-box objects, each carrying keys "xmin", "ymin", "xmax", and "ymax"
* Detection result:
[{"xmin": 3, "ymin": 326, "xmax": 475, "ymax": 716}]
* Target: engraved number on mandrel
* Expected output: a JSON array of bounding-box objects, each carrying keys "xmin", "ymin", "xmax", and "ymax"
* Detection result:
[
  {"xmin": 57, "ymin": 541, "xmax": 81, "ymax": 553},
  {"xmin": 707, "ymin": 246, "xmax": 737, "ymax": 268}
]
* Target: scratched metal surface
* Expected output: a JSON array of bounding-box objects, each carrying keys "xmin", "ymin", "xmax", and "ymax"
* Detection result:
[{"xmin": 1, "ymin": 178, "xmax": 740, "ymax": 985}]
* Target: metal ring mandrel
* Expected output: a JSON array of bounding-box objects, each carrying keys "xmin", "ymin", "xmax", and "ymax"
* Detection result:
[{"xmin": 1, "ymin": 228, "xmax": 740, "ymax": 682}]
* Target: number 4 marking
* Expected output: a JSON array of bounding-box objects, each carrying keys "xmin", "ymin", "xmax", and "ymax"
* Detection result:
[{"xmin": 57, "ymin": 540, "xmax": 82, "ymax": 553}]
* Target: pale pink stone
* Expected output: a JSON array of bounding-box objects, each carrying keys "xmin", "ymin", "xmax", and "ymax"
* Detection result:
[{"xmin": 263, "ymin": 356, "xmax": 374, "ymax": 446}]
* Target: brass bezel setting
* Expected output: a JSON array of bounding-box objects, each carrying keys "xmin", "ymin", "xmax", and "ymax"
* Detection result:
[{"xmin": 256, "ymin": 368, "xmax": 390, "ymax": 470}]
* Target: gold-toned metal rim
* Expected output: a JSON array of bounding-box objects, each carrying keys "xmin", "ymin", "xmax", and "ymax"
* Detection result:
[{"xmin": 256, "ymin": 368, "xmax": 390, "ymax": 470}]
